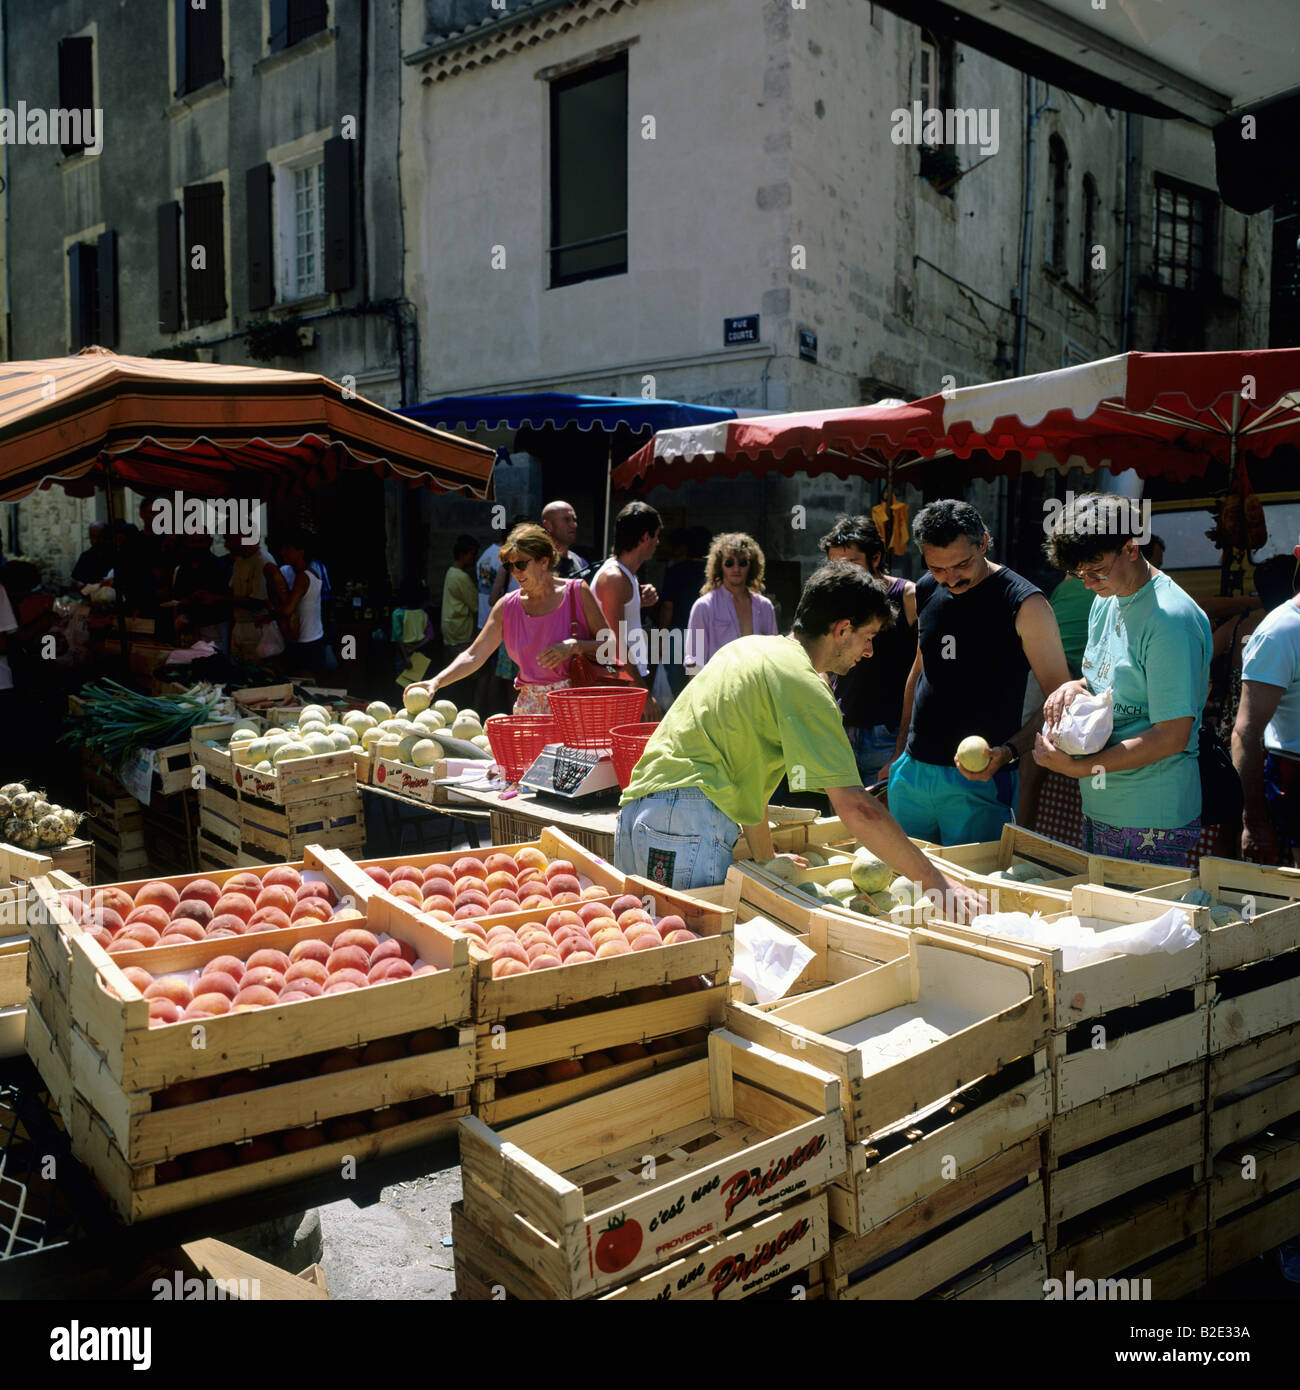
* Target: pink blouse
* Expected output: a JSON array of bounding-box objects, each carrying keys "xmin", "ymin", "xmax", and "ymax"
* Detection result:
[
  {"xmin": 502, "ymin": 580, "xmax": 591, "ymax": 685},
  {"xmin": 686, "ymin": 586, "xmax": 778, "ymax": 674}
]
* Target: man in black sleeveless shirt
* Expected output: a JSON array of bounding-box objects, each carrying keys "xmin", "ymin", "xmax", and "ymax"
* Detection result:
[{"xmin": 879, "ymin": 499, "xmax": 1070, "ymax": 844}]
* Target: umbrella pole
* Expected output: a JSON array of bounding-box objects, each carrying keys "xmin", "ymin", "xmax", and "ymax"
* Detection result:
[
  {"xmin": 602, "ymin": 442, "xmax": 613, "ymax": 558},
  {"xmin": 1221, "ymin": 396, "xmax": 1241, "ymax": 599},
  {"xmin": 103, "ymin": 459, "xmax": 132, "ymax": 679}
]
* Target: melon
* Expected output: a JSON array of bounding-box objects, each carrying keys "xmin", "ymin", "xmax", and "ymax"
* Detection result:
[
  {"xmin": 397, "ymin": 735, "xmax": 421, "ymax": 763},
  {"xmin": 299, "ymin": 704, "xmax": 330, "ymax": 724},
  {"xmin": 850, "ymin": 848, "xmax": 893, "ymax": 895},
  {"xmin": 414, "ymin": 709, "xmax": 446, "ymax": 733},
  {"xmin": 433, "ymin": 699, "xmax": 458, "ymax": 722},
  {"xmin": 403, "ymin": 685, "xmax": 431, "ymax": 715},
  {"xmin": 264, "ymin": 728, "xmax": 291, "ymax": 746},
  {"xmin": 1180, "ymin": 888, "xmax": 1215, "ymax": 907},
  {"xmin": 889, "ymin": 876, "xmax": 922, "ymax": 906},
  {"xmin": 273, "ymin": 740, "xmax": 314, "ymax": 764},
  {"xmin": 298, "ymin": 719, "xmax": 329, "ymax": 737},
  {"xmin": 411, "ymin": 739, "xmax": 442, "ymax": 768},
  {"xmin": 231, "ymin": 721, "xmax": 260, "ymax": 739},
  {"xmin": 245, "ymin": 738, "xmax": 270, "ymax": 763},
  {"xmin": 1209, "ymin": 904, "xmax": 1242, "ymax": 926},
  {"xmin": 470, "ymin": 734, "xmax": 492, "ymax": 751},
  {"xmin": 360, "ymin": 726, "xmax": 387, "ymax": 753},
  {"xmin": 327, "ymin": 730, "xmax": 353, "ymax": 752},
  {"xmin": 760, "ymin": 856, "xmax": 800, "ymax": 882},
  {"xmin": 451, "ymin": 713, "xmax": 482, "ymax": 740},
  {"xmin": 254, "ymin": 761, "xmax": 275, "ymax": 774},
  {"xmin": 802, "ymin": 852, "xmax": 826, "ymax": 868},
  {"xmin": 956, "ymin": 735, "xmax": 991, "ymax": 772},
  {"xmin": 826, "ymin": 877, "xmax": 857, "ymax": 902},
  {"xmin": 342, "ymin": 710, "xmax": 371, "ymax": 731},
  {"xmin": 366, "ymin": 700, "xmax": 393, "ymax": 722}
]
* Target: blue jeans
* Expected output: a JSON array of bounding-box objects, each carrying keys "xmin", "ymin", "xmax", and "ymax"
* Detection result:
[
  {"xmin": 615, "ymin": 787, "xmax": 740, "ymax": 891},
  {"xmin": 887, "ymin": 748, "xmax": 1018, "ymax": 846}
]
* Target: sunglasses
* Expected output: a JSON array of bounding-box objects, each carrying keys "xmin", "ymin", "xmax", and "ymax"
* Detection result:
[
  {"xmin": 1070, "ymin": 555, "xmax": 1118, "ymax": 583},
  {"xmin": 722, "ymin": 556, "xmax": 749, "ymax": 569},
  {"xmin": 506, "ymin": 557, "xmax": 532, "ymax": 573}
]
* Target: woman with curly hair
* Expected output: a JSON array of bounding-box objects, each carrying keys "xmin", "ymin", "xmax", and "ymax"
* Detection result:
[{"xmin": 685, "ymin": 532, "xmax": 778, "ymax": 676}]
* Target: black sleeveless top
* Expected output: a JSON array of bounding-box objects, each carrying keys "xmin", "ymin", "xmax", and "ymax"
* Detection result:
[{"xmin": 906, "ymin": 566, "xmax": 1042, "ymax": 765}]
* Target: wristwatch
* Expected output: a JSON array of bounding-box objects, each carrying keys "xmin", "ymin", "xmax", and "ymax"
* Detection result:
[{"xmin": 998, "ymin": 743, "xmax": 1019, "ymax": 767}]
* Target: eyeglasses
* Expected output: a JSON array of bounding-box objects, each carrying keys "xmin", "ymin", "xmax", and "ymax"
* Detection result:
[
  {"xmin": 722, "ymin": 557, "xmax": 748, "ymax": 569},
  {"xmin": 506, "ymin": 557, "xmax": 532, "ymax": 573},
  {"xmin": 1070, "ymin": 556, "xmax": 1118, "ymax": 583}
]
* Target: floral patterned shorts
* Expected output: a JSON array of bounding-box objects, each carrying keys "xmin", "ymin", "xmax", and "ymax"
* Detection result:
[
  {"xmin": 513, "ymin": 680, "xmax": 569, "ymax": 716},
  {"xmin": 1082, "ymin": 815, "xmax": 1201, "ymax": 868}
]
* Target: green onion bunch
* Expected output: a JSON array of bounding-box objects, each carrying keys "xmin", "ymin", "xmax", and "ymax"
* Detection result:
[{"xmin": 59, "ymin": 680, "xmax": 222, "ymax": 761}]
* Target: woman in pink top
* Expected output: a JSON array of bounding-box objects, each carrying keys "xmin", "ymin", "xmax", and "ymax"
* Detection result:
[
  {"xmin": 422, "ymin": 524, "xmax": 611, "ymax": 714},
  {"xmin": 685, "ymin": 532, "xmax": 778, "ymax": 676}
]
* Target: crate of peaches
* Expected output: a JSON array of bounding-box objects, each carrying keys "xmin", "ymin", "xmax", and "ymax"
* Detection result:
[{"xmin": 58, "ymin": 891, "xmax": 473, "ymax": 1222}]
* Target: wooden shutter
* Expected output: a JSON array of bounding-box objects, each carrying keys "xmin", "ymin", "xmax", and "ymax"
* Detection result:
[
  {"xmin": 97, "ymin": 230, "xmax": 118, "ymax": 348},
  {"xmin": 246, "ymin": 164, "xmax": 274, "ymax": 311},
  {"xmin": 290, "ymin": 0, "xmax": 328, "ymax": 45},
  {"xmin": 67, "ymin": 243, "xmax": 97, "ymax": 350},
  {"xmin": 269, "ymin": 0, "xmax": 289, "ymax": 53},
  {"xmin": 183, "ymin": 181, "xmax": 227, "ymax": 325},
  {"xmin": 173, "ymin": 0, "xmax": 188, "ymax": 96},
  {"xmin": 157, "ymin": 201, "xmax": 182, "ymax": 334},
  {"xmin": 190, "ymin": 0, "xmax": 224, "ymax": 89},
  {"xmin": 57, "ymin": 37, "xmax": 94, "ymax": 156},
  {"xmin": 323, "ymin": 136, "xmax": 354, "ymax": 293}
]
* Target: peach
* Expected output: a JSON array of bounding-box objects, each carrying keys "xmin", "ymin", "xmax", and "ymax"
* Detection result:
[
  {"xmin": 656, "ymin": 915, "xmax": 688, "ymax": 938},
  {"xmin": 548, "ymin": 875, "xmax": 581, "ymax": 898},
  {"xmin": 207, "ymin": 912, "xmax": 248, "ymax": 936},
  {"xmin": 285, "ymin": 958, "xmax": 328, "ymax": 987},
  {"xmin": 546, "ymin": 909, "xmax": 584, "ymax": 933},
  {"xmin": 648, "ymin": 1035, "xmax": 680, "ymax": 1054},
  {"xmin": 174, "ymin": 899, "xmax": 213, "ymax": 927},
  {"xmin": 296, "ymin": 880, "xmax": 337, "ymax": 907},
  {"xmin": 515, "ymin": 866, "xmax": 546, "ymax": 888},
  {"xmin": 451, "ymin": 856, "xmax": 487, "ymax": 881},
  {"xmin": 233, "ymin": 985, "xmax": 279, "ymax": 1008},
  {"xmin": 247, "ymin": 906, "xmax": 293, "ymax": 932},
  {"xmin": 195, "ymin": 970, "xmax": 240, "ymax": 1003},
  {"xmin": 610, "ymin": 1042, "xmax": 648, "ymax": 1064},
  {"xmin": 662, "ymin": 929, "xmax": 699, "ymax": 945},
  {"xmin": 484, "ymin": 852, "xmax": 518, "ymax": 876},
  {"xmin": 178, "ymin": 878, "xmax": 222, "ymax": 908},
  {"xmin": 334, "ymin": 906, "xmax": 364, "ymax": 922},
  {"xmin": 421, "ymin": 892, "xmax": 455, "ymax": 913},
  {"xmin": 454, "ymin": 888, "xmax": 491, "ymax": 910},
  {"xmin": 289, "ymin": 939, "xmax": 331, "ymax": 967},
  {"xmin": 486, "ymin": 891, "xmax": 521, "ymax": 910},
  {"xmin": 485, "ymin": 922, "xmax": 520, "ymax": 939},
  {"xmin": 326, "ymin": 967, "xmax": 369, "ymax": 990},
  {"xmin": 155, "ymin": 1078, "xmax": 214, "ymax": 1109},
  {"xmin": 225, "ymin": 872, "xmax": 264, "ymax": 894},
  {"xmin": 630, "ymin": 933, "xmax": 663, "ymax": 952},
  {"xmin": 551, "ymin": 892, "xmax": 581, "ymax": 907},
  {"xmin": 422, "ymin": 862, "xmax": 456, "ymax": 885},
  {"xmin": 492, "ymin": 957, "xmax": 529, "ymax": 979},
  {"xmin": 581, "ymin": 915, "xmax": 622, "ymax": 936},
  {"xmin": 161, "ymin": 919, "xmax": 205, "ymax": 943},
  {"xmin": 333, "ymin": 928, "xmax": 380, "ymax": 955},
  {"xmin": 563, "ymin": 950, "xmax": 596, "ymax": 966},
  {"xmin": 596, "ymin": 939, "xmax": 632, "ymax": 959},
  {"xmin": 484, "ymin": 870, "xmax": 518, "ymax": 895},
  {"xmin": 667, "ymin": 976, "xmax": 707, "ymax": 995},
  {"xmin": 213, "ymin": 894, "xmax": 255, "ymax": 922},
  {"xmin": 86, "ymin": 908, "xmax": 124, "ymax": 937},
  {"xmin": 388, "ymin": 881, "xmax": 424, "ymax": 905},
  {"xmin": 424, "ymin": 908, "xmax": 455, "ymax": 924},
  {"xmin": 514, "ymin": 846, "xmax": 547, "ymax": 872},
  {"xmin": 558, "ymin": 935, "xmax": 595, "ymax": 961},
  {"xmin": 60, "ymin": 891, "xmax": 87, "ymax": 921},
  {"xmin": 521, "ymin": 877, "xmax": 552, "ymax": 898},
  {"xmin": 243, "ymin": 948, "xmax": 289, "ymax": 974},
  {"xmin": 281, "ymin": 1127, "xmax": 325, "ymax": 1152},
  {"xmin": 134, "ymin": 881, "xmax": 180, "ymax": 913},
  {"xmin": 145, "ymin": 978, "xmax": 193, "ymax": 1007},
  {"xmin": 454, "ymin": 904, "xmax": 489, "ymax": 921},
  {"xmin": 364, "ymin": 866, "xmax": 392, "ymax": 888},
  {"xmin": 196, "ymin": 957, "xmax": 242, "ymax": 985},
  {"xmin": 519, "ymin": 895, "xmax": 552, "ymax": 913},
  {"xmin": 241, "ymin": 966, "xmax": 286, "ymax": 993},
  {"xmin": 582, "ymin": 1052, "xmax": 615, "ymax": 1072},
  {"xmin": 458, "ymin": 922, "xmax": 488, "ymax": 943},
  {"xmin": 499, "ymin": 1066, "xmax": 545, "ymax": 1094},
  {"xmin": 545, "ymin": 860, "xmax": 576, "ymax": 882},
  {"xmin": 280, "ymin": 986, "xmax": 320, "ymax": 1003},
  {"xmin": 369, "ymin": 1108, "xmax": 410, "ymax": 1132},
  {"xmin": 487, "ymin": 938, "xmax": 528, "ymax": 966},
  {"xmin": 235, "ymin": 1139, "xmax": 280, "ymax": 1165},
  {"xmin": 118, "ymin": 965, "xmax": 155, "ymax": 993},
  {"xmin": 523, "ymin": 938, "xmax": 558, "ymax": 959},
  {"xmin": 327, "ymin": 945, "xmax": 370, "ymax": 975},
  {"xmin": 580, "ymin": 885, "xmax": 608, "ymax": 901},
  {"xmin": 390, "ymin": 865, "xmax": 423, "ymax": 886},
  {"xmin": 85, "ymin": 926, "xmax": 113, "ymax": 950},
  {"xmin": 550, "ymin": 924, "xmax": 585, "ymax": 945},
  {"xmin": 617, "ymin": 908, "xmax": 654, "ymax": 930},
  {"xmin": 609, "ymin": 894, "xmax": 642, "ymax": 916},
  {"xmin": 290, "ymin": 898, "xmax": 333, "ymax": 924},
  {"xmin": 407, "ymin": 1028, "xmax": 449, "ymax": 1053},
  {"xmin": 317, "ymin": 1050, "xmax": 360, "ymax": 1074},
  {"xmin": 148, "ymin": 999, "xmax": 182, "ymax": 1026},
  {"xmin": 518, "ymin": 928, "xmax": 557, "ymax": 949},
  {"xmin": 577, "ymin": 902, "xmax": 612, "ymax": 925},
  {"xmin": 124, "ymin": 904, "xmax": 171, "ymax": 933},
  {"xmin": 528, "ymin": 953, "xmax": 562, "ymax": 971},
  {"xmin": 254, "ymin": 884, "xmax": 297, "ymax": 915},
  {"xmin": 107, "ymin": 938, "xmax": 144, "ymax": 956},
  {"xmin": 544, "ymin": 1059, "xmax": 583, "ymax": 1083},
  {"xmin": 121, "ymin": 923, "xmax": 163, "ymax": 949},
  {"xmin": 590, "ymin": 925, "xmax": 626, "ymax": 950},
  {"xmin": 189, "ymin": 991, "xmax": 233, "ymax": 1015},
  {"xmin": 261, "ymin": 865, "xmax": 303, "ymax": 891},
  {"xmin": 207, "ymin": 929, "xmax": 236, "ymax": 940},
  {"xmin": 409, "ymin": 1094, "xmax": 453, "ymax": 1118},
  {"xmin": 93, "ymin": 886, "xmax": 135, "ymax": 918},
  {"xmin": 360, "ymin": 1037, "xmax": 406, "ymax": 1065},
  {"xmin": 369, "ymin": 958, "xmax": 414, "ymax": 983}
]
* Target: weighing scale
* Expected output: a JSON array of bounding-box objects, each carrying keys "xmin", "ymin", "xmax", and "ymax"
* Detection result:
[{"xmin": 519, "ymin": 742, "xmax": 620, "ymax": 800}]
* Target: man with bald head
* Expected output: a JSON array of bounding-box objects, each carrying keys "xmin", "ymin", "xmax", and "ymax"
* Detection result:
[{"xmin": 541, "ymin": 500, "xmax": 586, "ymax": 579}]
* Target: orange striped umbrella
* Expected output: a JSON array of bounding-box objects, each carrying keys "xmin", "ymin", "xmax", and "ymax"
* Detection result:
[{"xmin": 0, "ymin": 347, "xmax": 495, "ymax": 502}]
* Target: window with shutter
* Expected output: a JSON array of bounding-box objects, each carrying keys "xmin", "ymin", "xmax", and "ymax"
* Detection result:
[
  {"xmin": 175, "ymin": 0, "xmax": 224, "ymax": 96},
  {"xmin": 97, "ymin": 230, "xmax": 118, "ymax": 348},
  {"xmin": 57, "ymin": 36, "xmax": 94, "ymax": 156},
  {"xmin": 323, "ymin": 137, "xmax": 353, "ymax": 293},
  {"xmin": 247, "ymin": 164, "xmax": 275, "ymax": 311},
  {"xmin": 158, "ymin": 202, "xmax": 182, "ymax": 334},
  {"xmin": 270, "ymin": 0, "xmax": 327, "ymax": 53},
  {"xmin": 183, "ymin": 182, "xmax": 228, "ymax": 326},
  {"xmin": 67, "ymin": 242, "xmax": 99, "ymax": 350}
]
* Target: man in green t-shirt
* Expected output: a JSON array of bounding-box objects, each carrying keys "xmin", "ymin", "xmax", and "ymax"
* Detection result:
[
  {"xmin": 615, "ymin": 563, "xmax": 984, "ymax": 920},
  {"xmin": 441, "ymin": 535, "xmax": 479, "ymax": 656}
]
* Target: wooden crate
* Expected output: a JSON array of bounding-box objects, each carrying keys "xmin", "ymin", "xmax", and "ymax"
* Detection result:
[
  {"xmin": 153, "ymin": 742, "xmax": 194, "ymax": 797},
  {"xmin": 458, "ymin": 1030, "xmax": 847, "ymax": 1299},
  {"xmin": 23, "ymin": 996, "xmax": 74, "ymax": 1126},
  {"xmin": 190, "ymin": 719, "xmax": 254, "ymax": 788},
  {"xmin": 46, "ymin": 839, "xmax": 94, "ymax": 883},
  {"xmin": 451, "ymin": 1194, "xmax": 830, "ymax": 1301},
  {"xmin": 1048, "ymin": 1181, "xmax": 1208, "ymax": 1283},
  {"xmin": 830, "ymin": 1049, "xmax": 1050, "ymax": 1239},
  {"xmin": 822, "ymin": 1138, "xmax": 1046, "ymax": 1300},
  {"xmin": 1208, "ymin": 1111, "xmax": 1300, "ymax": 1278},
  {"xmin": 1046, "ymin": 1062, "xmax": 1207, "ymax": 1247},
  {"xmin": 232, "ymin": 747, "xmax": 357, "ymax": 808},
  {"xmin": 1210, "ymin": 947, "xmax": 1300, "ymax": 1054},
  {"xmin": 1207, "ymin": 1022, "xmax": 1300, "ymax": 1159},
  {"xmin": 196, "ymin": 834, "xmax": 273, "ymax": 872},
  {"xmin": 726, "ymin": 929, "xmax": 1048, "ymax": 1144},
  {"xmin": 84, "ymin": 784, "xmax": 143, "ymax": 837},
  {"xmin": 231, "ymin": 684, "xmax": 302, "ymax": 721},
  {"xmin": 733, "ymin": 909, "xmax": 911, "ymax": 1007},
  {"xmin": 238, "ymin": 788, "xmax": 364, "ymax": 860},
  {"xmin": 198, "ymin": 783, "xmax": 242, "ymax": 852},
  {"xmin": 935, "ymin": 1243, "xmax": 1047, "ymax": 1300},
  {"xmin": 926, "ymin": 824, "xmax": 1091, "ymax": 895}
]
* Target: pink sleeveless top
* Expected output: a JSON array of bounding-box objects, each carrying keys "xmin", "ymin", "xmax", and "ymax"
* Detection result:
[{"xmin": 502, "ymin": 580, "xmax": 590, "ymax": 685}]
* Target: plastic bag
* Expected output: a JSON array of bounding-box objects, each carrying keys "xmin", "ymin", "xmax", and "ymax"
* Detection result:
[
  {"xmin": 967, "ymin": 905, "xmax": 1199, "ymax": 970},
  {"xmin": 1051, "ymin": 686, "xmax": 1113, "ymax": 756},
  {"xmin": 651, "ymin": 664, "xmax": 675, "ymax": 713},
  {"xmin": 731, "ymin": 917, "xmax": 816, "ymax": 1003}
]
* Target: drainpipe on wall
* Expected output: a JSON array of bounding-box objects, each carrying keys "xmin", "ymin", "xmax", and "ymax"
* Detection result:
[
  {"xmin": 1014, "ymin": 79, "xmax": 1056, "ymax": 378},
  {"xmin": 1120, "ymin": 112, "xmax": 1136, "ymax": 352}
]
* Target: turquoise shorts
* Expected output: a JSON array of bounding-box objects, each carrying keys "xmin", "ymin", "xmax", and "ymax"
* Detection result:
[{"xmin": 887, "ymin": 748, "xmax": 1018, "ymax": 846}]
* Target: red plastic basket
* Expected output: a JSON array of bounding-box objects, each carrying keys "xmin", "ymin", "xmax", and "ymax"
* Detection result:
[
  {"xmin": 547, "ymin": 687, "xmax": 647, "ymax": 749},
  {"xmin": 484, "ymin": 715, "xmax": 557, "ymax": 782},
  {"xmin": 610, "ymin": 722, "xmax": 660, "ymax": 790}
]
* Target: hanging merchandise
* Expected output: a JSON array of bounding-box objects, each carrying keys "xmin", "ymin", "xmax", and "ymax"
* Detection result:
[
  {"xmin": 872, "ymin": 496, "xmax": 910, "ymax": 556},
  {"xmin": 1206, "ymin": 458, "xmax": 1268, "ymax": 555}
]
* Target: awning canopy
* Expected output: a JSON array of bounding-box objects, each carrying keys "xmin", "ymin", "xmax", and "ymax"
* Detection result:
[
  {"xmin": 0, "ymin": 348, "xmax": 497, "ymax": 503},
  {"xmin": 400, "ymin": 391, "xmax": 739, "ymax": 435},
  {"xmin": 614, "ymin": 400, "xmax": 947, "ymax": 491}
]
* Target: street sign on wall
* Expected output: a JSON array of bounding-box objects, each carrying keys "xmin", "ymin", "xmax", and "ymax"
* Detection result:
[{"xmin": 724, "ymin": 315, "xmax": 760, "ymax": 345}]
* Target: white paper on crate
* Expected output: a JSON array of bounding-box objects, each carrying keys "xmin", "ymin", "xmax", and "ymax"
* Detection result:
[
  {"xmin": 965, "ymin": 905, "xmax": 1198, "ymax": 970},
  {"xmin": 731, "ymin": 917, "xmax": 816, "ymax": 1003}
]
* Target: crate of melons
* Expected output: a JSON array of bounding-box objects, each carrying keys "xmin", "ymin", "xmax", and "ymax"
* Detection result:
[{"xmin": 60, "ymin": 892, "xmax": 473, "ymax": 1223}]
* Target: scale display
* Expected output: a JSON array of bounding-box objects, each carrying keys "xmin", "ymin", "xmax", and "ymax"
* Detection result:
[{"xmin": 519, "ymin": 743, "xmax": 620, "ymax": 799}]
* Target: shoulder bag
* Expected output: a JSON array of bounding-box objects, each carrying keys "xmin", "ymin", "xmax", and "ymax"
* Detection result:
[
  {"xmin": 565, "ymin": 579, "xmax": 638, "ymax": 688},
  {"xmin": 1198, "ymin": 722, "xmax": 1243, "ymax": 827}
]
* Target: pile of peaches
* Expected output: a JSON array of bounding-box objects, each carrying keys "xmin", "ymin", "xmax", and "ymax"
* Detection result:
[
  {"xmin": 361, "ymin": 848, "xmax": 601, "ymax": 921},
  {"xmin": 58, "ymin": 866, "xmax": 355, "ymax": 953},
  {"xmin": 119, "ymin": 926, "xmax": 436, "ymax": 1027}
]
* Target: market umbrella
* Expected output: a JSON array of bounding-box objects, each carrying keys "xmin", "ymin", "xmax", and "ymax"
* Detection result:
[
  {"xmin": 825, "ymin": 350, "xmax": 1300, "ymax": 483},
  {"xmin": 0, "ymin": 347, "xmax": 497, "ymax": 503}
]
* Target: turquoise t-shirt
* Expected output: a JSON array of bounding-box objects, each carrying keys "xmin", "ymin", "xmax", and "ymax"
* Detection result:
[
  {"xmin": 1078, "ymin": 571, "xmax": 1210, "ymax": 830},
  {"xmin": 1241, "ymin": 600, "xmax": 1300, "ymax": 754}
]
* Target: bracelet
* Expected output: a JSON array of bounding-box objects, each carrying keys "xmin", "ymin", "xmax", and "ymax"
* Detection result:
[{"xmin": 999, "ymin": 743, "xmax": 1019, "ymax": 767}]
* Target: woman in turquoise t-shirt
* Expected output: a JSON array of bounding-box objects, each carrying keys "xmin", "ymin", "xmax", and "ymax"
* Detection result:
[{"xmin": 1033, "ymin": 495, "xmax": 1211, "ymax": 866}]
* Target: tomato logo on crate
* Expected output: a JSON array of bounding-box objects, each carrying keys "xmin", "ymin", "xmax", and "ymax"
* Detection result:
[
  {"xmin": 376, "ymin": 764, "xmax": 387, "ymax": 785},
  {"xmin": 592, "ymin": 1213, "xmax": 643, "ymax": 1275}
]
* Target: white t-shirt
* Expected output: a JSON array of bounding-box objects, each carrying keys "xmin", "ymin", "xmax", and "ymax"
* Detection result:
[
  {"xmin": 280, "ymin": 565, "xmax": 324, "ymax": 643},
  {"xmin": 0, "ymin": 585, "xmax": 16, "ymax": 690},
  {"xmin": 597, "ymin": 557, "xmax": 648, "ymax": 676},
  {"xmin": 1242, "ymin": 599, "xmax": 1300, "ymax": 753},
  {"xmin": 476, "ymin": 544, "xmax": 518, "ymax": 628}
]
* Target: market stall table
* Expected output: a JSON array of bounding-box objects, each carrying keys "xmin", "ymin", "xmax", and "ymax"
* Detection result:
[
  {"xmin": 445, "ymin": 782, "xmax": 620, "ymax": 860},
  {"xmin": 359, "ymin": 778, "xmax": 489, "ymax": 853}
]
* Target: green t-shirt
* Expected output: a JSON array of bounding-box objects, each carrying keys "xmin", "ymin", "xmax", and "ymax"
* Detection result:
[
  {"xmin": 1049, "ymin": 575, "xmax": 1096, "ymax": 671},
  {"xmin": 441, "ymin": 566, "xmax": 478, "ymax": 644},
  {"xmin": 620, "ymin": 634, "xmax": 862, "ymax": 825},
  {"xmin": 1078, "ymin": 571, "xmax": 1210, "ymax": 829}
]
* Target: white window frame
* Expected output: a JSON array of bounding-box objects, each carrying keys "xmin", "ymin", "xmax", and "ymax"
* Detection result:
[{"xmin": 272, "ymin": 146, "xmax": 328, "ymax": 305}]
